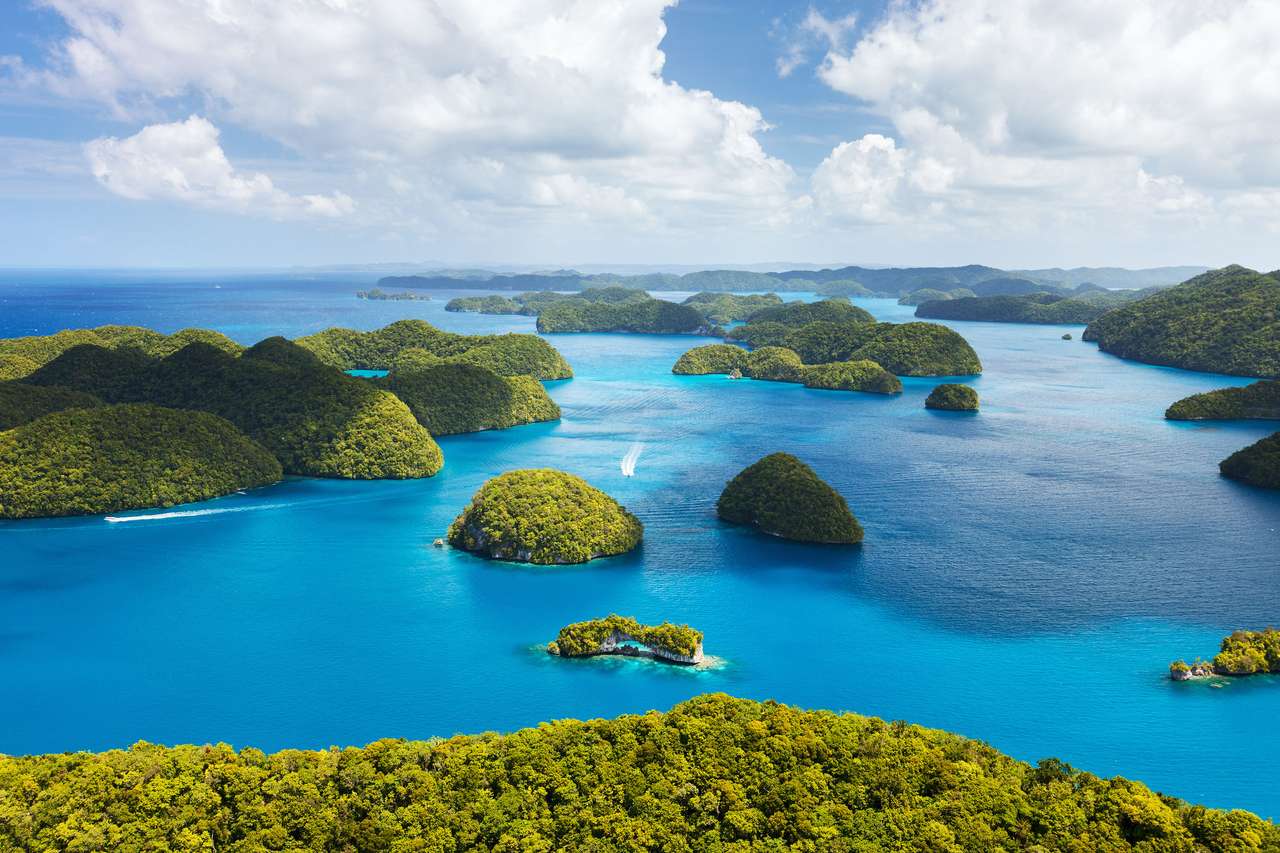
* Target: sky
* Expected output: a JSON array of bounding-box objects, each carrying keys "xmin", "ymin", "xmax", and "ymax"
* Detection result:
[{"xmin": 0, "ymin": 0, "xmax": 1277, "ymax": 271}]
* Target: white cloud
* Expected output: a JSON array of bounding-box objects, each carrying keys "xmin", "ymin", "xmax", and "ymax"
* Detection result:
[
  {"xmin": 807, "ymin": 0, "xmax": 1280, "ymax": 235},
  {"xmin": 775, "ymin": 8, "xmax": 858, "ymax": 78},
  {"xmin": 38, "ymin": 0, "xmax": 793, "ymax": 237},
  {"xmin": 84, "ymin": 116, "xmax": 353, "ymax": 218}
]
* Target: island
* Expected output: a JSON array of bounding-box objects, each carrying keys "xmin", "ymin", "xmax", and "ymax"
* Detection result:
[
  {"xmin": 0, "ymin": 324, "xmax": 241, "ymax": 380},
  {"xmin": 546, "ymin": 615, "xmax": 703, "ymax": 665},
  {"xmin": 1170, "ymin": 627, "xmax": 1280, "ymax": 680},
  {"xmin": 0, "ymin": 403, "xmax": 281, "ymax": 518},
  {"xmin": 673, "ymin": 343, "xmax": 902, "ymax": 394},
  {"xmin": 1165, "ymin": 380, "xmax": 1280, "ymax": 421},
  {"xmin": 377, "ymin": 362, "xmax": 560, "ymax": 435},
  {"xmin": 22, "ymin": 338, "xmax": 443, "ymax": 480},
  {"xmin": 680, "ymin": 291, "xmax": 782, "ymax": 323},
  {"xmin": 0, "ymin": 382, "xmax": 103, "ymax": 430},
  {"xmin": 915, "ymin": 291, "xmax": 1142, "ymax": 324},
  {"xmin": 1219, "ymin": 432, "xmax": 1280, "ymax": 489},
  {"xmin": 355, "ymin": 288, "xmax": 430, "ymax": 301},
  {"xmin": 717, "ymin": 452, "xmax": 863, "ymax": 543},
  {"xmin": 1082, "ymin": 265, "xmax": 1280, "ymax": 377},
  {"xmin": 925, "ymin": 384, "xmax": 980, "ymax": 411},
  {"xmin": 296, "ymin": 319, "xmax": 573, "ymax": 379},
  {"xmin": 897, "ymin": 287, "xmax": 975, "ymax": 305},
  {"xmin": 447, "ymin": 469, "xmax": 643, "ymax": 564},
  {"xmin": 537, "ymin": 297, "xmax": 717, "ymax": 335},
  {"xmin": 728, "ymin": 319, "xmax": 982, "ymax": 376},
  {"xmin": 740, "ymin": 298, "xmax": 874, "ymax": 327},
  {"xmin": 5, "ymin": 693, "xmax": 1273, "ymax": 850}
]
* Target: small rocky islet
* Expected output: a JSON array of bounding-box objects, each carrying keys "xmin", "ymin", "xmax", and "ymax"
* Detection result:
[
  {"xmin": 1170, "ymin": 627, "xmax": 1280, "ymax": 681},
  {"xmin": 547, "ymin": 615, "xmax": 704, "ymax": 665}
]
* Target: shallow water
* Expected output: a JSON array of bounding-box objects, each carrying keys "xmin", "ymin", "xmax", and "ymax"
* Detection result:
[{"xmin": 1, "ymin": 274, "xmax": 1278, "ymax": 816}]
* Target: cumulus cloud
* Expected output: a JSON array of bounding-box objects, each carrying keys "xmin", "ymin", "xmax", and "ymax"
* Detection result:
[
  {"xmin": 38, "ymin": 0, "xmax": 793, "ymax": 236},
  {"xmin": 775, "ymin": 8, "xmax": 858, "ymax": 78},
  {"xmin": 84, "ymin": 116, "xmax": 353, "ymax": 218},
  {"xmin": 808, "ymin": 0, "xmax": 1280, "ymax": 233}
]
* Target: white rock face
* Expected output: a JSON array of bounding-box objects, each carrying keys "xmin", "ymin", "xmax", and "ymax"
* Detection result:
[{"xmin": 598, "ymin": 630, "xmax": 704, "ymax": 665}]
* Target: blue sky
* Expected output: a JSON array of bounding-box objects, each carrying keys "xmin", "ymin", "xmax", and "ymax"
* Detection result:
[{"xmin": 0, "ymin": 1, "xmax": 1276, "ymax": 270}]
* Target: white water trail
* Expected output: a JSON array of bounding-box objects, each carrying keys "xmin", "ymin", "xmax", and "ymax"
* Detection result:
[
  {"xmin": 105, "ymin": 503, "xmax": 285, "ymax": 523},
  {"xmin": 620, "ymin": 442, "xmax": 644, "ymax": 477}
]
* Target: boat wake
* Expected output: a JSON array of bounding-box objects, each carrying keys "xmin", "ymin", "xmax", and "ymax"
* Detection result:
[
  {"xmin": 620, "ymin": 442, "xmax": 644, "ymax": 477},
  {"xmin": 105, "ymin": 503, "xmax": 285, "ymax": 523}
]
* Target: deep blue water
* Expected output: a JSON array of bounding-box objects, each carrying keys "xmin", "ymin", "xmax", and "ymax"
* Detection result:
[{"xmin": 2, "ymin": 273, "xmax": 1279, "ymax": 817}]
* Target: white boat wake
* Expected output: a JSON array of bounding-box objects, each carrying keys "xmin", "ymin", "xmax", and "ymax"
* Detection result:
[
  {"xmin": 105, "ymin": 503, "xmax": 284, "ymax": 523},
  {"xmin": 620, "ymin": 442, "xmax": 644, "ymax": 477}
]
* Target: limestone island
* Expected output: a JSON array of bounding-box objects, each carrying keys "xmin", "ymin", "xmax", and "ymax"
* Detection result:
[
  {"xmin": 672, "ymin": 343, "xmax": 902, "ymax": 395},
  {"xmin": 1166, "ymin": 380, "xmax": 1280, "ymax": 421},
  {"xmin": 0, "ymin": 403, "xmax": 281, "ymax": 519},
  {"xmin": 448, "ymin": 469, "xmax": 643, "ymax": 564},
  {"xmin": 547, "ymin": 615, "xmax": 703, "ymax": 665},
  {"xmin": 1082, "ymin": 265, "xmax": 1280, "ymax": 377},
  {"xmin": 717, "ymin": 452, "xmax": 863, "ymax": 544},
  {"xmin": 355, "ymin": 288, "xmax": 430, "ymax": 301},
  {"xmin": 1219, "ymin": 432, "xmax": 1280, "ymax": 489},
  {"xmin": 1170, "ymin": 627, "xmax": 1280, "ymax": 680},
  {"xmin": 925, "ymin": 384, "xmax": 980, "ymax": 411}
]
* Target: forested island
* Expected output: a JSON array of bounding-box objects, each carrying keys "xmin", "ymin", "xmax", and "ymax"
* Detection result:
[
  {"xmin": 448, "ymin": 469, "xmax": 642, "ymax": 564},
  {"xmin": 1166, "ymin": 380, "xmax": 1280, "ymax": 421},
  {"xmin": 1082, "ymin": 265, "xmax": 1280, "ymax": 377},
  {"xmin": 3, "ymin": 692, "xmax": 1272, "ymax": 850},
  {"xmin": 0, "ymin": 321, "xmax": 577, "ymax": 516},
  {"xmin": 0, "ymin": 404, "xmax": 281, "ymax": 518},
  {"xmin": 1170, "ymin": 627, "xmax": 1280, "ymax": 680},
  {"xmin": 718, "ymin": 452, "xmax": 863, "ymax": 544},
  {"xmin": 355, "ymin": 288, "xmax": 430, "ymax": 301},
  {"xmin": 673, "ymin": 343, "xmax": 902, "ymax": 394},
  {"xmin": 926, "ymin": 384, "xmax": 980, "ymax": 411},
  {"xmin": 915, "ymin": 290, "xmax": 1143, "ymax": 324},
  {"xmin": 547, "ymin": 615, "xmax": 704, "ymax": 664},
  {"xmin": 1219, "ymin": 432, "xmax": 1280, "ymax": 489},
  {"xmin": 538, "ymin": 297, "xmax": 716, "ymax": 335}
]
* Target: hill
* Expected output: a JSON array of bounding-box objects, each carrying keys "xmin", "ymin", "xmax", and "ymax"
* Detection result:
[{"xmin": 1082, "ymin": 266, "xmax": 1280, "ymax": 377}]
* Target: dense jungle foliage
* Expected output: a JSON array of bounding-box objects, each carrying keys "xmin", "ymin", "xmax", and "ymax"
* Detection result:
[
  {"xmin": 681, "ymin": 292, "xmax": 784, "ymax": 323},
  {"xmin": 6, "ymin": 693, "xmax": 1271, "ymax": 852},
  {"xmin": 898, "ymin": 287, "xmax": 975, "ymax": 305},
  {"xmin": 802, "ymin": 361, "xmax": 903, "ymax": 394},
  {"xmin": 0, "ymin": 403, "xmax": 281, "ymax": 518},
  {"xmin": 925, "ymin": 384, "xmax": 980, "ymax": 411},
  {"xmin": 1165, "ymin": 380, "xmax": 1280, "ymax": 421},
  {"xmin": 380, "ymin": 363, "xmax": 560, "ymax": 435},
  {"xmin": 776, "ymin": 321, "xmax": 982, "ymax": 376},
  {"xmin": 916, "ymin": 291, "xmax": 1141, "ymax": 324},
  {"xmin": 21, "ymin": 339, "xmax": 442, "ymax": 479},
  {"xmin": 671, "ymin": 344, "xmax": 751, "ymax": 375},
  {"xmin": 1082, "ymin": 266, "xmax": 1280, "ymax": 377},
  {"xmin": 742, "ymin": 298, "xmax": 873, "ymax": 327},
  {"xmin": 548, "ymin": 615, "xmax": 703, "ymax": 659},
  {"xmin": 446, "ymin": 287, "xmax": 646, "ymax": 317},
  {"xmin": 1212, "ymin": 628, "xmax": 1280, "ymax": 675},
  {"xmin": 296, "ymin": 320, "xmax": 572, "ymax": 379},
  {"xmin": 448, "ymin": 468, "xmax": 643, "ymax": 564},
  {"xmin": 0, "ymin": 381, "xmax": 103, "ymax": 430},
  {"xmin": 537, "ymin": 298, "xmax": 713, "ymax": 334},
  {"xmin": 1219, "ymin": 431, "xmax": 1280, "ymax": 489},
  {"xmin": 0, "ymin": 325, "xmax": 241, "ymax": 380},
  {"xmin": 717, "ymin": 452, "xmax": 863, "ymax": 544}
]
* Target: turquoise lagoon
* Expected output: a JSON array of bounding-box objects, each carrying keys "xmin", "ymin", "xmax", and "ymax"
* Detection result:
[{"xmin": 1, "ymin": 275, "xmax": 1278, "ymax": 816}]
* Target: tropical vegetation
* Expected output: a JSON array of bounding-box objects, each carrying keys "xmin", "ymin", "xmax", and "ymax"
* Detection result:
[
  {"xmin": 537, "ymin": 298, "xmax": 714, "ymax": 334},
  {"xmin": 0, "ymin": 381, "xmax": 103, "ymax": 430},
  {"xmin": 926, "ymin": 384, "xmax": 980, "ymax": 411},
  {"xmin": 681, "ymin": 291, "xmax": 783, "ymax": 323},
  {"xmin": 21, "ymin": 339, "xmax": 443, "ymax": 479},
  {"xmin": 448, "ymin": 469, "xmax": 643, "ymax": 564},
  {"xmin": 1165, "ymin": 380, "xmax": 1280, "ymax": 421},
  {"xmin": 6, "ymin": 692, "xmax": 1271, "ymax": 851},
  {"xmin": 0, "ymin": 403, "xmax": 281, "ymax": 518},
  {"xmin": 379, "ymin": 363, "xmax": 560, "ymax": 435},
  {"xmin": 671, "ymin": 343, "xmax": 750, "ymax": 375},
  {"xmin": 802, "ymin": 360, "xmax": 903, "ymax": 394},
  {"xmin": 1219, "ymin": 432, "xmax": 1280, "ymax": 489},
  {"xmin": 296, "ymin": 320, "xmax": 572, "ymax": 379},
  {"xmin": 740, "ymin": 298, "xmax": 873, "ymax": 327},
  {"xmin": 917, "ymin": 291, "xmax": 1143, "ymax": 324},
  {"xmin": 547, "ymin": 614, "xmax": 703, "ymax": 660},
  {"xmin": 1082, "ymin": 266, "xmax": 1280, "ymax": 377},
  {"xmin": 898, "ymin": 287, "xmax": 976, "ymax": 305},
  {"xmin": 0, "ymin": 324, "xmax": 241, "ymax": 380},
  {"xmin": 1171, "ymin": 627, "xmax": 1280, "ymax": 679},
  {"xmin": 770, "ymin": 320, "xmax": 983, "ymax": 376},
  {"xmin": 718, "ymin": 452, "xmax": 863, "ymax": 544}
]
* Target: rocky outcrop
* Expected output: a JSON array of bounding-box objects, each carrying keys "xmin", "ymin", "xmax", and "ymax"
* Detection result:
[
  {"xmin": 1169, "ymin": 660, "xmax": 1216, "ymax": 681},
  {"xmin": 551, "ymin": 629, "xmax": 703, "ymax": 665}
]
